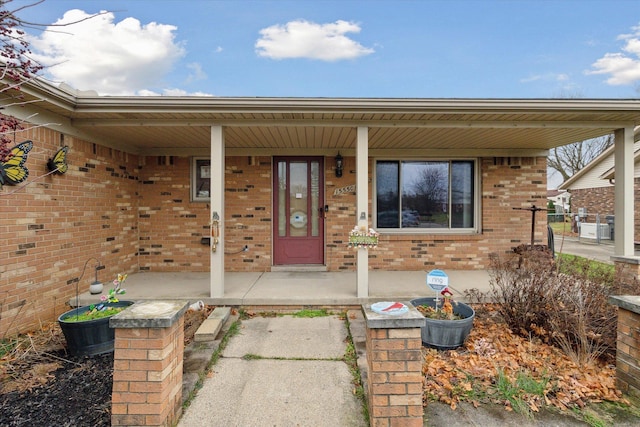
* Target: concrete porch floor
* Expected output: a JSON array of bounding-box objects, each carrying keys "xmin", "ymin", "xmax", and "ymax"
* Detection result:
[{"xmin": 71, "ymin": 270, "xmax": 492, "ymax": 308}]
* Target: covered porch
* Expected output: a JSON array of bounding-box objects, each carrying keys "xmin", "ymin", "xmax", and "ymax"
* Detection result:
[
  {"xmin": 6, "ymin": 89, "xmax": 640, "ymax": 312},
  {"xmin": 71, "ymin": 270, "xmax": 492, "ymax": 308}
]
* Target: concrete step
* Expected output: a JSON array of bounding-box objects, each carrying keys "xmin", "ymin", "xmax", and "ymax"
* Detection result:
[{"xmin": 194, "ymin": 307, "xmax": 231, "ymax": 342}]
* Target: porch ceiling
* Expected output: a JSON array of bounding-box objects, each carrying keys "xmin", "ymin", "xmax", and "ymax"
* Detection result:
[{"xmin": 7, "ymin": 81, "xmax": 640, "ymax": 156}]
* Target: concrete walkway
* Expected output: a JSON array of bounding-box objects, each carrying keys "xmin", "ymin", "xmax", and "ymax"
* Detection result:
[
  {"xmin": 554, "ymin": 235, "xmax": 640, "ymax": 263},
  {"xmin": 177, "ymin": 308, "xmax": 640, "ymax": 427},
  {"xmin": 173, "ymin": 238, "xmax": 640, "ymax": 426},
  {"xmin": 178, "ymin": 314, "xmax": 368, "ymax": 427}
]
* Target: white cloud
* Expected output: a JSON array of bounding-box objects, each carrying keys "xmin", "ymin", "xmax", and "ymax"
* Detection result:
[
  {"xmin": 255, "ymin": 19, "xmax": 374, "ymax": 61},
  {"xmin": 28, "ymin": 9, "xmax": 186, "ymax": 95},
  {"xmin": 185, "ymin": 62, "xmax": 207, "ymax": 84},
  {"xmin": 520, "ymin": 73, "xmax": 569, "ymax": 83},
  {"xmin": 587, "ymin": 23, "xmax": 640, "ymax": 85},
  {"xmin": 136, "ymin": 88, "xmax": 213, "ymax": 97},
  {"xmin": 161, "ymin": 88, "xmax": 213, "ymax": 97}
]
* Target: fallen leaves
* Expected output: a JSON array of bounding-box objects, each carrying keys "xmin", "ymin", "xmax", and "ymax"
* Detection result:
[
  {"xmin": 183, "ymin": 305, "xmax": 215, "ymax": 346},
  {"xmin": 422, "ymin": 306, "xmax": 626, "ymax": 413}
]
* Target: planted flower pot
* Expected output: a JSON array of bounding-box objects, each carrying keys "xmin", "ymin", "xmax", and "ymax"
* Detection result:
[
  {"xmin": 410, "ymin": 297, "xmax": 475, "ymax": 350},
  {"xmin": 58, "ymin": 300, "xmax": 134, "ymax": 357}
]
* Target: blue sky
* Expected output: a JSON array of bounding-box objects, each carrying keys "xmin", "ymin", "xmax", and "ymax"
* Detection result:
[{"xmin": 8, "ymin": 0, "xmax": 640, "ymax": 98}]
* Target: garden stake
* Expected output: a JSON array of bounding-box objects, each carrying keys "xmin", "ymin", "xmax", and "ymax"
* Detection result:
[{"xmin": 513, "ymin": 205, "xmax": 546, "ymax": 248}]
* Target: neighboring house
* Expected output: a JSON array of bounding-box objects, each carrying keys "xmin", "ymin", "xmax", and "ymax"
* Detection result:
[
  {"xmin": 547, "ymin": 189, "xmax": 570, "ymax": 213},
  {"xmin": 1, "ymin": 78, "xmax": 640, "ymax": 336},
  {"xmin": 559, "ymin": 131, "xmax": 640, "ymax": 242}
]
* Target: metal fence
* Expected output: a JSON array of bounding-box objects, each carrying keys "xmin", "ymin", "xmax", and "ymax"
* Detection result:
[{"xmin": 547, "ymin": 212, "xmax": 615, "ymax": 244}]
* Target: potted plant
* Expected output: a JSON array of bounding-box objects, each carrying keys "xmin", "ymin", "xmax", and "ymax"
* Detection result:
[
  {"xmin": 58, "ymin": 273, "xmax": 133, "ymax": 357},
  {"xmin": 410, "ymin": 288, "xmax": 475, "ymax": 350}
]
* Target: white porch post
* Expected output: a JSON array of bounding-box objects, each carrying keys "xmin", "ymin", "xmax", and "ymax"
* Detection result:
[
  {"xmin": 356, "ymin": 126, "xmax": 369, "ymax": 298},
  {"xmin": 210, "ymin": 126, "xmax": 225, "ymax": 298},
  {"xmin": 613, "ymin": 127, "xmax": 635, "ymax": 258}
]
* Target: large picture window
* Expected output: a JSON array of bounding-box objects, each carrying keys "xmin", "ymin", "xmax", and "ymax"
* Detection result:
[
  {"xmin": 191, "ymin": 157, "xmax": 211, "ymax": 202},
  {"xmin": 375, "ymin": 160, "xmax": 476, "ymax": 231}
]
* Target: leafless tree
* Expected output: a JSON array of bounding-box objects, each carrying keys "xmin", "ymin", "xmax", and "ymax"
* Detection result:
[
  {"xmin": 547, "ymin": 134, "xmax": 613, "ymax": 183},
  {"xmin": 0, "ymin": 0, "xmax": 106, "ymax": 161},
  {"xmin": 0, "ymin": 0, "xmax": 45, "ymax": 160}
]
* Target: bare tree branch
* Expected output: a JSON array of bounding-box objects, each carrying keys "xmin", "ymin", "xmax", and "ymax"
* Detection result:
[
  {"xmin": 547, "ymin": 134, "xmax": 613, "ymax": 183},
  {"xmin": 0, "ymin": 0, "xmax": 104, "ymax": 162}
]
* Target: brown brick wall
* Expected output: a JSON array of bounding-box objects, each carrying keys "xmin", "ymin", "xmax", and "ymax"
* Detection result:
[
  {"xmin": 0, "ymin": 125, "xmax": 138, "ymax": 337},
  {"xmin": 137, "ymin": 155, "xmax": 273, "ymax": 272},
  {"xmin": 137, "ymin": 156, "xmax": 210, "ymax": 272},
  {"xmin": 326, "ymin": 156, "xmax": 548, "ymax": 270},
  {"xmin": 224, "ymin": 156, "xmax": 272, "ymax": 271},
  {"xmin": 134, "ymin": 154, "xmax": 554, "ymax": 272},
  {"xmin": 569, "ymin": 186, "xmax": 615, "ymax": 222},
  {"xmin": 569, "ymin": 179, "xmax": 640, "ymax": 242}
]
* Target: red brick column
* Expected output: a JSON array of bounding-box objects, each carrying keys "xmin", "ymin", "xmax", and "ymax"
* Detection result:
[
  {"xmin": 363, "ymin": 303, "xmax": 425, "ymax": 427},
  {"xmin": 110, "ymin": 301, "xmax": 189, "ymax": 427},
  {"xmin": 610, "ymin": 296, "xmax": 640, "ymax": 398}
]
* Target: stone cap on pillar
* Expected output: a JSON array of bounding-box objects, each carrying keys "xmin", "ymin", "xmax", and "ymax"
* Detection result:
[
  {"xmin": 611, "ymin": 256, "xmax": 640, "ymax": 265},
  {"xmin": 110, "ymin": 300, "xmax": 190, "ymax": 328},
  {"xmin": 610, "ymin": 295, "xmax": 640, "ymax": 315},
  {"xmin": 362, "ymin": 301, "xmax": 426, "ymax": 329}
]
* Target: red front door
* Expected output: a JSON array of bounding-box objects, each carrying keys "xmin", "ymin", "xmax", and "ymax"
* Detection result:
[{"xmin": 273, "ymin": 157, "xmax": 325, "ymax": 265}]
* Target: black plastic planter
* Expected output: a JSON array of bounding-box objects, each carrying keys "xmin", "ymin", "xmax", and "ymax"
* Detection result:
[
  {"xmin": 58, "ymin": 301, "xmax": 134, "ymax": 357},
  {"xmin": 410, "ymin": 297, "xmax": 475, "ymax": 350}
]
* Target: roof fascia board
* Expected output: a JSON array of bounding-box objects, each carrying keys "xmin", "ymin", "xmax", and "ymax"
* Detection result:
[
  {"xmin": 13, "ymin": 78, "xmax": 640, "ymax": 115},
  {"xmin": 9, "ymin": 78, "xmax": 79, "ymax": 111},
  {"xmin": 2, "ymin": 101, "xmax": 139, "ymax": 153},
  {"xmin": 71, "ymin": 96, "xmax": 640, "ymax": 112}
]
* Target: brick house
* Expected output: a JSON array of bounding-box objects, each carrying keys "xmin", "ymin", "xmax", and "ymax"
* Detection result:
[
  {"xmin": 560, "ymin": 131, "xmax": 640, "ymax": 242},
  {"xmin": 1, "ymin": 79, "xmax": 640, "ymax": 336}
]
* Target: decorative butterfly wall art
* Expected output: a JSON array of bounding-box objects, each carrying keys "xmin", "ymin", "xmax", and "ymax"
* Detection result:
[
  {"xmin": 47, "ymin": 146, "xmax": 69, "ymax": 174},
  {"xmin": 0, "ymin": 140, "xmax": 33, "ymax": 186}
]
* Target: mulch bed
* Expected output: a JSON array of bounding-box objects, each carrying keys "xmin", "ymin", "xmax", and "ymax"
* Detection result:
[{"xmin": 0, "ymin": 306, "xmax": 212, "ymax": 427}]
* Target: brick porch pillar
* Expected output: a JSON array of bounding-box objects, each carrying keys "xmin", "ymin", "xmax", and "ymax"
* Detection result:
[
  {"xmin": 612, "ymin": 257, "xmax": 640, "ymax": 286},
  {"xmin": 609, "ymin": 295, "xmax": 640, "ymax": 398},
  {"xmin": 110, "ymin": 300, "xmax": 189, "ymax": 427},
  {"xmin": 363, "ymin": 302, "xmax": 426, "ymax": 427}
]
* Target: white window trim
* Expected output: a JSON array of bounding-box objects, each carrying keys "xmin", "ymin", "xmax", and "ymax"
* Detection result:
[
  {"xmin": 191, "ymin": 157, "xmax": 211, "ymax": 202},
  {"xmin": 372, "ymin": 158, "xmax": 481, "ymax": 235}
]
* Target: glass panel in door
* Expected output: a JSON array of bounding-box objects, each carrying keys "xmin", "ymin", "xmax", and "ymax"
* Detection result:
[{"xmin": 273, "ymin": 157, "xmax": 324, "ymax": 265}]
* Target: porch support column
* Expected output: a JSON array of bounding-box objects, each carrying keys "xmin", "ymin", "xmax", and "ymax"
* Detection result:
[
  {"xmin": 356, "ymin": 126, "xmax": 369, "ymax": 298},
  {"xmin": 613, "ymin": 127, "xmax": 635, "ymax": 258},
  {"xmin": 210, "ymin": 126, "xmax": 225, "ymax": 298}
]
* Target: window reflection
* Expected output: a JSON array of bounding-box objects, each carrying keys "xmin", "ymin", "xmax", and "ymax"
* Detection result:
[{"xmin": 376, "ymin": 160, "xmax": 475, "ymax": 230}]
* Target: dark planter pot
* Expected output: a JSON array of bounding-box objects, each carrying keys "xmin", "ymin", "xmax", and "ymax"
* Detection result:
[
  {"xmin": 410, "ymin": 297, "xmax": 475, "ymax": 350},
  {"xmin": 58, "ymin": 301, "xmax": 134, "ymax": 357}
]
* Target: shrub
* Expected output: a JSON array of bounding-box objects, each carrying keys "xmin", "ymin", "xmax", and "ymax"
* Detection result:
[
  {"xmin": 487, "ymin": 248, "xmax": 640, "ymax": 366},
  {"xmin": 487, "ymin": 250, "xmax": 555, "ymax": 340}
]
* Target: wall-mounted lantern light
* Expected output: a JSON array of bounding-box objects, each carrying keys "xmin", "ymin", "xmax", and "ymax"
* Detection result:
[{"xmin": 335, "ymin": 152, "xmax": 343, "ymax": 178}]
